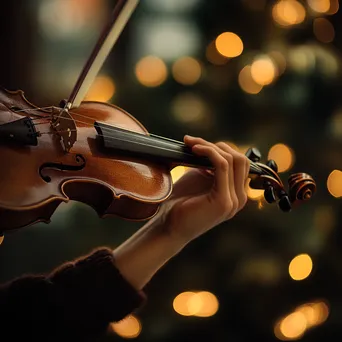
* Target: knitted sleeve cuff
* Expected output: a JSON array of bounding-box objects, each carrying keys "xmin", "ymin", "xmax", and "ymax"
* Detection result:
[{"xmin": 48, "ymin": 248, "xmax": 147, "ymax": 324}]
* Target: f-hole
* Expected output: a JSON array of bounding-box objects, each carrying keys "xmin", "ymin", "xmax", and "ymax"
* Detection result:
[{"xmin": 39, "ymin": 154, "xmax": 86, "ymax": 182}]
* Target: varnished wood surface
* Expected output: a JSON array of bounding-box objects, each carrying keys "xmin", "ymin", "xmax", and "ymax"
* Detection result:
[{"xmin": 0, "ymin": 89, "xmax": 172, "ymax": 231}]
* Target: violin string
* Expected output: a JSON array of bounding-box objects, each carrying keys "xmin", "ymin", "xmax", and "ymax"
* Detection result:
[
  {"xmin": 24, "ymin": 107, "xmax": 190, "ymax": 150},
  {"xmin": 13, "ymin": 105, "xmax": 183, "ymax": 143},
  {"xmin": 39, "ymin": 129, "xmax": 208, "ymax": 162},
  {"xmin": 14, "ymin": 106, "xmax": 208, "ymax": 149},
  {"xmin": 12, "ymin": 105, "xmax": 264, "ymax": 173},
  {"xmin": 39, "ymin": 128, "xmax": 263, "ymax": 174}
]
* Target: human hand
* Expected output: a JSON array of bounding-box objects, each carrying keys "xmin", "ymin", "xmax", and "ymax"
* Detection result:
[{"xmin": 159, "ymin": 135, "xmax": 250, "ymax": 243}]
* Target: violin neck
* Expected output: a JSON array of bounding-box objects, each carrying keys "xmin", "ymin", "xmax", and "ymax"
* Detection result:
[
  {"xmin": 94, "ymin": 121, "xmax": 212, "ymax": 169},
  {"xmin": 94, "ymin": 121, "xmax": 260, "ymax": 174}
]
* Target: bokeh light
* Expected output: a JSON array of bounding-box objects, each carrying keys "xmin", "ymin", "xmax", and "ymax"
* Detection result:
[
  {"xmin": 274, "ymin": 301, "xmax": 330, "ymax": 340},
  {"xmin": 307, "ymin": 0, "xmax": 331, "ymax": 13},
  {"xmin": 173, "ymin": 291, "xmax": 219, "ymax": 317},
  {"xmin": 172, "ymin": 56, "xmax": 202, "ymax": 85},
  {"xmin": 313, "ymin": 17, "xmax": 335, "ymax": 43},
  {"xmin": 215, "ymin": 32, "xmax": 244, "ymax": 58},
  {"xmin": 327, "ymin": 170, "xmax": 342, "ymax": 197},
  {"xmin": 111, "ymin": 315, "xmax": 142, "ymax": 339},
  {"xmin": 279, "ymin": 311, "xmax": 307, "ymax": 339},
  {"xmin": 206, "ymin": 40, "xmax": 229, "ymax": 65},
  {"xmin": 327, "ymin": 0, "xmax": 340, "ymax": 14},
  {"xmin": 135, "ymin": 56, "xmax": 168, "ymax": 87},
  {"xmin": 171, "ymin": 92, "xmax": 211, "ymax": 126},
  {"xmin": 171, "ymin": 166, "xmax": 188, "ymax": 183},
  {"xmin": 251, "ymin": 55, "xmax": 277, "ymax": 85},
  {"xmin": 288, "ymin": 254, "xmax": 313, "ymax": 281},
  {"xmin": 267, "ymin": 144, "xmax": 294, "ymax": 172},
  {"xmin": 238, "ymin": 65, "xmax": 263, "ymax": 94},
  {"xmin": 272, "ymin": 0, "xmax": 306, "ymax": 27},
  {"xmin": 84, "ymin": 75, "xmax": 115, "ymax": 102}
]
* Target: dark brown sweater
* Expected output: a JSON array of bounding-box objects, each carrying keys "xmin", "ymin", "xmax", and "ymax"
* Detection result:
[{"xmin": 0, "ymin": 248, "xmax": 146, "ymax": 341}]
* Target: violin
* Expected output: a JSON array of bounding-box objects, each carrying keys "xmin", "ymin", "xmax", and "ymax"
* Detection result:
[{"xmin": 0, "ymin": 0, "xmax": 316, "ymax": 236}]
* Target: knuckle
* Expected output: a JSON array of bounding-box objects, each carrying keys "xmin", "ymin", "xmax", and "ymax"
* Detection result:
[
  {"xmin": 232, "ymin": 195, "xmax": 239, "ymax": 211},
  {"xmin": 216, "ymin": 141, "xmax": 226, "ymax": 149},
  {"xmin": 219, "ymin": 158, "xmax": 229, "ymax": 171},
  {"xmin": 223, "ymin": 152, "xmax": 233, "ymax": 165},
  {"xmin": 233, "ymin": 153, "xmax": 245, "ymax": 168},
  {"xmin": 195, "ymin": 137, "xmax": 206, "ymax": 145},
  {"xmin": 226, "ymin": 153, "xmax": 233, "ymax": 163}
]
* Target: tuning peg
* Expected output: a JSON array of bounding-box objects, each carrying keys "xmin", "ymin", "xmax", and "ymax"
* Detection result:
[
  {"xmin": 245, "ymin": 147, "xmax": 262, "ymax": 162},
  {"xmin": 266, "ymin": 159, "xmax": 278, "ymax": 172},
  {"xmin": 264, "ymin": 186, "xmax": 276, "ymax": 203},
  {"xmin": 278, "ymin": 195, "xmax": 292, "ymax": 212}
]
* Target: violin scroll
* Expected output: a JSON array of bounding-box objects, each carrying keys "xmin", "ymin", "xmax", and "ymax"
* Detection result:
[
  {"xmin": 288, "ymin": 173, "xmax": 316, "ymax": 202},
  {"xmin": 246, "ymin": 148, "xmax": 316, "ymax": 212}
]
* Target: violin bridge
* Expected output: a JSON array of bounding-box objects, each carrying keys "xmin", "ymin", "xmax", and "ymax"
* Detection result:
[{"xmin": 50, "ymin": 107, "xmax": 77, "ymax": 152}]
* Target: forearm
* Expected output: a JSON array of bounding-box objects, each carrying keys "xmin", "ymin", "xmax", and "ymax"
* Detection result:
[
  {"xmin": 113, "ymin": 213, "xmax": 188, "ymax": 291},
  {"xmin": 0, "ymin": 248, "xmax": 146, "ymax": 341}
]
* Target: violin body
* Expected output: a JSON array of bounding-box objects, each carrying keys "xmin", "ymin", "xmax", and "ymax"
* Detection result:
[
  {"xmin": 0, "ymin": 89, "xmax": 173, "ymax": 232},
  {"xmin": 0, "ymin": 0, "xmax": 317, "ymax": 238},
  {"xmin": 0, "ymin": 88, "xmax": 317, "ymax": 233}
]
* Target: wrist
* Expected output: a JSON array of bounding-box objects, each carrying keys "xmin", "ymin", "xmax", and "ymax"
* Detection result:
[
  {"xmin": 146, "ymin": 210, "xmax": 190, "ymax": 254},
  {"xmin": 112, "ymin": 211, "xmax": 189, "ymax": 290}
]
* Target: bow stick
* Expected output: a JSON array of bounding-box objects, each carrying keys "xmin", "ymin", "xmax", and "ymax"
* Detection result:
[{"xmin": 66, "ymin": 0, "xmax": 140, "ymax": 110}]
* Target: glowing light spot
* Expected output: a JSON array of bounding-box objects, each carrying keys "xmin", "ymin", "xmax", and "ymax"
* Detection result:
[
  {"xmin": 251, "ymin": 55, "xmax": 277, "ymax": 85},
  {"xmin": 84, "ymin": 75, "xmax": 115, "ymax": 102},
  {"xmin": 327, "ymin": 0, "xmax": 339, "ymax": 14},
  {"xmin": 171, "ymin": 92, "xmax": 210, "ymax": 127},
  {"xmin": 327, "ymin": 170, "xmax": 342, "ymax": 197},
  {"xmin": 215, "ymin": 32, "xmax": 244, "ymax": 58},
  {"xmin": 267, "ymin": 144, "xmax": 294, "ymax": 172},
  {"xmin": 296, "ymin": 301, "xmax": 329, "ymax": 328},
  {"xmin": 272, "ymin": 0, "xmax": 306, "ymax": 27},
  {"xmin": 278, "ymin": 311, "xmax": 307, "ymax": 339},
  {"xmin": 111, "ymin": 315, "xmax": 142, "ymax": 339},
  {"xmin": 171, "ymin": 166, "xmax": 188, "ymax": 183},
  {"xmin": 189, "ymin": 291, "xmax": 219, "ymax": 317},
  {"xmin": 308, "ymin": 0, "xmax": 331, "ymax": 13},
  {"xmin": 269, "ymin": 51, "xmax": 287, "ymax": 76},
  {"xmin": 206, "ymin": 40, "xmax": 229, "ymax": 65},
  {"xmin": 238, "ymin": 65, "xmax": 263, "ymax": 95},
  {"xmin": 313, "ymin": 18, "xmax": 335, "ymax": 43},
  {"xmin": 172, "ymin": 57, "xmax": 202, "ymax": 85},
  {"xmin": 247, "ymin": 187, "xmax": 264, "ymax": 201},
  {"xmin": 310, "ymin": 301, "xmax": 330, "ymax": 324},
  {"xmin": 135, "ymin": 56, "xmax": 168, "ymax": 87},
  {"xmin": 289, "ymin": 254, "xmax": 313, "ymax": 281},
  {"xmin": 173, "ymin": 291, "xmax": 196, "ymax": 316},
  {"xmin": 173, "ymin": 291, "xmax": 219, "ymax": 317}
]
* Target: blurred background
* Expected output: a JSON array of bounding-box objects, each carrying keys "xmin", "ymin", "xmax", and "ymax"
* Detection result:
[{"xmin": 0, "ymin": 0, "xmax": 342, "ymax": 341}]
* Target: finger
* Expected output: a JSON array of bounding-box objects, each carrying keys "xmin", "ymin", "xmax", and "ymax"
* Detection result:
[
  {"xmin": 186, "ymin": 136, "xmax": 237, "ymax": 215},
  {"xmin": 216, "ymin": 142, "xmax": 249, "ymax": 211},
  {"xmin": 191, "ymin": 144, "xmax": 231, "ymax": 201},
  {"xmin": 216, "ymin": 148, "xmax": 237, "ymax": 216}
]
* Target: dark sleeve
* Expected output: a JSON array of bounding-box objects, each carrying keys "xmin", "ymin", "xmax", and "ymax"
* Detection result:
[{"xmin": 0, "ymin": 248, "xmax": 146, "ymax": 341}]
